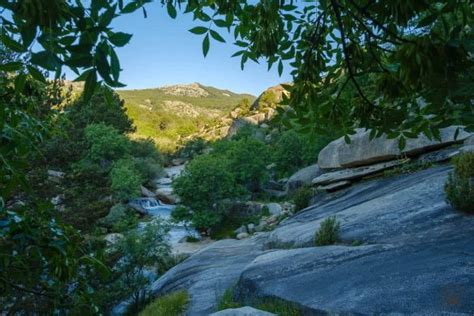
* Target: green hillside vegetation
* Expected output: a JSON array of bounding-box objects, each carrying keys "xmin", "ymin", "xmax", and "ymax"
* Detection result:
[{"xmin": 117, "ymin": 83, "xmax": 255, "ymax": 152}]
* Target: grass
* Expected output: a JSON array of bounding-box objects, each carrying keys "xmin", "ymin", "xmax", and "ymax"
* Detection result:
[
  {"xmin": 217, "ymin": 287, "xmax": 302, "ymax": 316},
  {"xmin": 139, "ymin": 291, "xmax": 189, "ymax": 316},
  {"xmin": 314, "ymin": 216, "xmax": 340, "ymax": 246},
  {"xmin": 383, "ymin": 160, "xmax": 433, "ymax": 177}
]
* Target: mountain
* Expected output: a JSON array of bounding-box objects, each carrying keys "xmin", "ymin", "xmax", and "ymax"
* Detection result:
[{"xmin": 116, "ymin": 83, "xmax": 255, "ymax": 152}]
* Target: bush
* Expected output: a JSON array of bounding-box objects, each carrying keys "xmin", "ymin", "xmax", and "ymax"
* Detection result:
[
  {"xmin": 292, "ymin": 186, "xmax": 313, "ymax": 212},
  {"xmin": 173, "ymin": 155, "xmax": 241, "ymax": 231},
  {"xmin": 110, "ymin": 159, "xmax": 143, "ymax": 201},
  {"xmin": 314, "ymin": 216, "xmax": 340, "ymax": 246},
  {"xmin": 445, "ymin": 152, "xmax": 474, "ymax": 213},
  {"xmin": 139, "ymin": 291, "xmax": 189, "ymax": 316},
  {"xmin": 84, "ymin": 123, "xmax": 130, "ymax": 163},
  {"xmin": 110, "ymin": 219, "xmax": 171, "ymax": 312}
]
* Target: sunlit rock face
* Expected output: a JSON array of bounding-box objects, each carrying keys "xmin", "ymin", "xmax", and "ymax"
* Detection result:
[{"xmin": 318, "ymin": 126, "xmax": 472, "ymax": 169}]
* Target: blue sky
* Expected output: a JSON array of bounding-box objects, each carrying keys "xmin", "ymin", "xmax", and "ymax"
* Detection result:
[{"xmin": 99, "ymin": 5, "xmax": 293, "ymax": 96}]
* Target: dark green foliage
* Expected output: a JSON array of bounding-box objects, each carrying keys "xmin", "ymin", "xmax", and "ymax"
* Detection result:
[
  {"xmin": 173, "ymin": 155, "xmax": 239, "ymax": 231},
  {"xmin": 271, "ymin": 130, "xmax": 334, "ymax": 177},
  {"xmin": 445, "ymin": 152, "xmax": 474, "ymax": 213},
  {"xmin": 105, "ymin": 219, "xmax": 172, "ymax": 312},
  {"xmin": 173, "ymin": 136, "xmax": 271, "ymax": 231},
  {"xmin": 65, "ymin": 89, "xmax": 135, "ymax": 134},
  {"xmin": 292, "ymin": 186, "xmax": 314, "ymax": 212},
  {"xmin": 110, "ymin": 159, "xmax": 143, "ymax": 201},
  {"xmin": 315, "ymin": 217, "xmax": 341, "ymax": 246},
  {"xmin": 84, "ymin": 123, "xmax": 131, "ymax": 164},
  {"xmin": 174, "ymin": 137, "xmax": 208, "ymax": 159},
  {"xmin": 217, "ymin": 287, "xmax": 240, "ymax": 311}
]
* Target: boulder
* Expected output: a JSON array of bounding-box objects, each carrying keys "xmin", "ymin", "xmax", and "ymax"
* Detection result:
[
  {"xmin": 287, "ymin": 164, "xmax": 323, "ymax": 192},
  {"xmin": 210, "ymin": 307, "xmax": 276, "ymax": 316},
  {"xmin": 151, "ymin": 237, "xmax": 267, "ymax": 315},
  {"xmin": 266, "ymin": 203, "xmax": 283, "ymax": 216},
  {"xmin": 155, "ymin": 177, "xmax": 173, "ymax": 186},
  {"xmin": 243, "ymin": 113, "xmax": 266, "ymax": 125},
  {"xmin": 47, "ymin": 169, "xmax": 65, "ymax": 183},
  {"xmin": 104, "ymin": 233, "xmax": 123, "ymax": 246},
  {"xmin": 236, "ymin": 232, "xmax": 249, "ymax": 240},
  {"xmin": 465, "ymin": 135, "xmax": 474, "ymax": 145},
  {"xmin": 318, "ymin": 126, "xmax": 471, "ymax": 169},
  {"xmin": 312, "ymin": 159, "xmax": 405, "ymax": 186},
  {"xmin": 155, "ymin": 188, "xmax": 179, "ymax": 205},
  {"xmin": 234, "ymin": 225, "xmax": 247, "ymax": 235},
  {"xmin": 247, "ymin": 223, "xmax": 256, "ymax": 234},
  {"xmin": 140, "ymin": 185, "xmax": 156, "ymax": 198},
  {"xmin": 152, "ymin": 166, "xmax": 474, "ymax": 315}
]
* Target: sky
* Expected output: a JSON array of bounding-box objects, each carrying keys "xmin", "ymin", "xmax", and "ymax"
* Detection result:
[{"xmin": 92, "ymin": 5, "xmax": 293, "ymax": 96}]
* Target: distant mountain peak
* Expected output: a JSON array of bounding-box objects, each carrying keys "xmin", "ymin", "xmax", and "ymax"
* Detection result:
[{"xmin": 159, "ymin": 82, "xmax": 209, "ymax": 98}]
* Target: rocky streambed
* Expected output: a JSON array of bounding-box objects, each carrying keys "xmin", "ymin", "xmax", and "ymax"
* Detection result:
[{"xmin": 150, "ymin": 165, "xmax": 474, "ymax": 315}]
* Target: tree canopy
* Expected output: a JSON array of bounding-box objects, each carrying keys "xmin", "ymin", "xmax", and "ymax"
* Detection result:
[{"xmin": 1, "ymin": 0, "xmax": 473, "ymax": 141}]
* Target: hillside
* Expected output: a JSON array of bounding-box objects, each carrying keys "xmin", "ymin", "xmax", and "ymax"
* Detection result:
[{"xmin": 116, "ymin": 83, "xmax": 255, "ymax": 152}]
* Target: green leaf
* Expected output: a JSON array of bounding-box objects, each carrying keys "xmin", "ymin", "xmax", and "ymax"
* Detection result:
[
  {"xmin": 110, "ymin": 48, "xmax": 120, "ymax": 81},
  {"xmin": 14, "ymin": 73, "xmax": 27, "ymax": 92},
  {"xmin": 213, "ymin": 19, "xmax": 228, "ymax": 27},
  {"xmin": 27, "ymin": 66, "xmax": 46, "ymax": 83},
  {"xmin": 83, "ymin": 70, "xmax": 98, "ymax": 102},
  {"xmin": 189, "ymin": 26, "xmax": 208, "ymax": 35},
  {"xmin": 121, "ymin": 2, "xmax": 140, "ymax": 13},
  {"xmin": 109, "ymin": 32, "xmax": 132, "ymax": 47},
  {"xmin": 417, "ymin": 14, "xmax": 438, "ymax": 28},
  {"xmin": 210, "ymin": 30, "xmax": 225, "ymax": 43},
  {"xmin": 167, "ymin": 2, "xmax": 177, "ymax": 19},
  {"xmin": 398, "ymin": 136, "xmax": 406, "ymax": 150},
  {"xmin": 1, "ymin": 34, "xmax": 26, "ymax": 53},
  {"xmin": 73, "ymin": 69, "xmax": 94, "ymax": 82},
  {"xmin": 202, "ymin": 34, "xmax": 210, "ymax": 57},
  {"xmin": 30, "ymin": 51, "xmax": 61, "ymax": 71},
  {"xmin": 0, "ymin": 61, "xmax": 22, "ymax": 72},
  {"xmin": 278, "ymin": 60, "xmax": 283, "ymax": 76}
]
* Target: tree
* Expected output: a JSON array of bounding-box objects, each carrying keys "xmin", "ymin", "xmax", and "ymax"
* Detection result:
[
  {"xmin": 108, "ymin": 219, "xmax": 172, "ymax": 312},
  {"xmin": 1, "ymin": 1, "xmax": 472, "ymax": 140},
  {"xmin": 110, "ymin": 158, "xmax": 143, "ymax": 201},
  {"xmin": 173, "ymin": 154, "xmax": 241, "ymax": 231}
]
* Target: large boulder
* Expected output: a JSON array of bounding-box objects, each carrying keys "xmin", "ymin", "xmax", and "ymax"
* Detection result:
[
  {"xmin": 151, "ymin": 237, "xmax": 267, "ymax": 315},
  {"xmin": 318, "ymin": 126, "xmax": 471, "ymax": 169},
  {"xmin": 151, "ymin": 166, "xmax": 474, "ymax": 315},
  {"xmin": 286, "ymin": 164, "xmax": 322, "ymax": 192}
]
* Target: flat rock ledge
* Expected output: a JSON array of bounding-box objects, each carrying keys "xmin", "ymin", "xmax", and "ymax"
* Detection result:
[
  {"xmin": 210, "ymin": 307, "xmax": 276, "ymax": 316},
  {"xmin": 151, "ymin": 166, "xmax": 474, "ymax": 315}
]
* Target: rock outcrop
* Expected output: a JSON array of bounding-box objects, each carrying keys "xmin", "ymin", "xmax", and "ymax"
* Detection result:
[
  {"xmin": 286, "ymin": 164, "xmax": 322, "ymax": 192},
  {"xmin": 151, "ymin": 166, "xmax": 474, "ymax": 315},
  {"xmin": 318, "ymin": 126, "xmax": 471, "ymax": 169}
]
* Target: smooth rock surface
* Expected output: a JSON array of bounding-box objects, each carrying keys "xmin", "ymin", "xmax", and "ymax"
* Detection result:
[
  {"xmin": 152, "ymin": 166, "xmax": 474, "ymax": 315},
  {"xmin": 151, "ymin": 237, "xmax": 267, "ymax": 315},
  {"xmin": 312, "ymin": 159, "xmax": 405, "ymax": 186},
  {"xmin": 317, "ymin": 180, "xmax": 351, "ymax": 191},
  {"xmin": 210, "ymin": 307, "xmax": 276, "ymax": 316},
  {"xmin": 318, "ymin": 126, "xmax": 471, "ymax": 169},
  {"xmin": 286, "ymin": 164, "xmax": 322, "ymax": 192}
]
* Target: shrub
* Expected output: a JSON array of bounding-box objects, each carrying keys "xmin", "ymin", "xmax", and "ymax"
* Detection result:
[
  {"xmin": 139, "ymin": 291, "xmax": 189, "ymax": 316},
  {"xmin": 217, "ymin": 287, "xmax": 240, "ymax": 311},
  {"xmin": 110, "ymin": 159, "xmax": 143, "ymax": 201},
  {"xmin": 110, "ymin": 219, "xmax": 171, "ymax": 312},
  {"xmin": 314, "ymin": 216, "xmax": 340, "ymax": 246},
  {"xmin": 292, "ymin": 186, "xmax": 313, "ymax": 212},
  {"xmin": 84, "ymin": 123, "xmax": 130, "ymax": 163},
  {"xmin": 445, "ymin": 152, "xmax": 474, "ymax": 213},
  {"xmin": 173, "ymin": 154, "xmax": 242, "ymax": 231}
]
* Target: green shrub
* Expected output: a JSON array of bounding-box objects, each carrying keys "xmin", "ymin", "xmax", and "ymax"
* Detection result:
[
  {"xmin": 139, "ymin": 291, "xmax": 189, "ymax": 316},
  {"xmin": 292, "ymin": 186, "xmax": 313, "ymax": 212},
  {"xmin": 110, "ymin": 159, "xmax": 143, "ymax": 201},
  {"xmin": 84, "ymin": 123, "xmax": 130, "ymax": 163},
  {"xmin": 256, "ymin": 299, "xmax": 302, "ymax": 316},
  {"xmin": 445, "ymin": 152, "xmax": 474, "ymax": 213},
  {"xmin": 217, "ymin": 287, "xmax": 240, "ymax": 311},
  {"xmin": 314, "ymin": 216, "xmax": 340, "ymax": 246}
]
